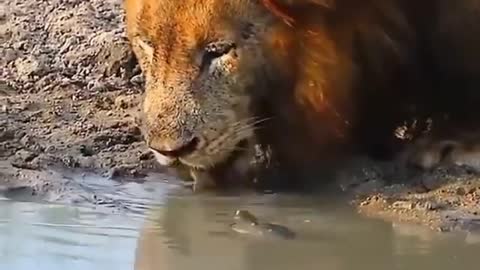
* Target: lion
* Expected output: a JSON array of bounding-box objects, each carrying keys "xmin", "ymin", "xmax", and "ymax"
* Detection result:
[{"xmin": 124, "ymin": 0, "xmax": 480, "ymax": 191}]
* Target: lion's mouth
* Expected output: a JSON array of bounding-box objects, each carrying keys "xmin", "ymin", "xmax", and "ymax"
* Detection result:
[{"xmin": 151, "ymin": 138, "xmax": 251, "ymax": 170}]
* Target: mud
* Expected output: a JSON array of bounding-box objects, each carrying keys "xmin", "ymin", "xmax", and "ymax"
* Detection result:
[
  {"xmin": 339, "ymin": 159, "xmax": 480, "ymax": 233},
  {"xmin": 0, "ymin": 0, "xmax": 170, "ymax": 208},
  {"xmin": 1, "ymin": 0, "xmax": 479, "ymax": 234}
]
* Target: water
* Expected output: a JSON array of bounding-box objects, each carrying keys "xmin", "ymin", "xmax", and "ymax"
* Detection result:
[{"xmin": 0, "ymin": 179, "xmax": 479, "ymax": 270}]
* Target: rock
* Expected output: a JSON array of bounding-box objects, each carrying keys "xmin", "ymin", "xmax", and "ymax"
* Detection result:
[
  {"xmin": 10, "ymin": 149, "xmax": 39, "ymax": 170},
  {"xmin": 88, "ymin": 80, "xmax": 108, "ymax": 92},
  {"xmin": 3, "ymin": 49, "xmax": 18, "ymax": 64},
  {"xmin": 414, "ymin": 201, "xmax": 442, "ymax": 211},
  {"xmin": 0, "ymin": 81, "xmax": 15, "ymax": 96},
  {"xmin": 456, "ymin": 187, "xmax": 467, "ymax": 196},
  {"xmin": 392, "ymin": 200, "xmax": 415, "ymax": 210},
  {"xmin": 139, "ymin": 151, "xmax": 154, "ymax": 161},
  {"xmin": 130, "ymin": 74, "xmax": 145, "ymax": 85},
  {"xmin": 107, "ymin": 164, "xmax": 146, "ymax": 180},
  {"xmin": 14, "ymin": 55, "xmax": 48, "ymax": 80},
  {"xmin": 79, "ymin": 144, "xmax": 94, "ymax": 156},
  {"xmin": 0, "ymin": 129, "xmax": 15, "ymax": 142},
  {"xmin": 62, "ymin": 155, "xmax": 79, "ymax": 168},
  {"xmin": 114, "ymin": 95, "xmax": 138, "ymax": 110}
]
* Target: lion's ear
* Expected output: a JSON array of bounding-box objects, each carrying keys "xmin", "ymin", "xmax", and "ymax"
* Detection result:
[{"xmin": 260, "ymin": 0, "xmax": 334, "ymax": 26}]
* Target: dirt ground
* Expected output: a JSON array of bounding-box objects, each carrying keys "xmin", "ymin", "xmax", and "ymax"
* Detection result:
[
  {"xmin": 0, "ymin": 0, "xmax": 165, "ymax": 204},
  {"xmin": 1, "ymin": 0, "xmax": 479, "ymax": 234}
]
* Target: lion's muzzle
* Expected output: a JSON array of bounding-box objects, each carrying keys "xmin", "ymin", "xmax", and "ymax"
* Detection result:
[{"xmin": 146, "ymin": 129, "xmax": 201, "ymax": 166}]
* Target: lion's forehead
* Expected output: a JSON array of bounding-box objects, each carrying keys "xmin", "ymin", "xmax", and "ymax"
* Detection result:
[{"xmin": 139, "ymin": 0, "xmax": 253, "ymax": 41}]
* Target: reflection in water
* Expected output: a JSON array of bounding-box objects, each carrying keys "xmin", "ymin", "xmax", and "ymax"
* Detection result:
[
  {"xmin": 134, "ymin": 195, "xmax": 395, "ymax": 270},
  {"xmin": 1, "ymin": 184, "xmax": 480, "ymax": 270},
  {"xmin": 133, "ymin": 194, "xmax": 480, "ymax": 270}
]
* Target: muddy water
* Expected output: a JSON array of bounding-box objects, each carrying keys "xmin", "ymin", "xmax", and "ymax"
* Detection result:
[{"xmin": 0, "ymin": 179, "xmax": 479, "ymax": 270}]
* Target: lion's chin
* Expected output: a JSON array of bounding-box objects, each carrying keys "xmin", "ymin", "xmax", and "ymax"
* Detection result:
[
  {"xmin": 177, "ymin": 139, "xmax": 251, "ymax": 169},
  {"xmin": 189, "ymin": 139, "xmax": 258, "ymax": 190}
]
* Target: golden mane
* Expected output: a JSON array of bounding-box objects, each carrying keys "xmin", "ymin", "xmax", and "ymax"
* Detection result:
[{"xmin": 256, "ymin": 0, "xmax": 416, "ymax": 163}]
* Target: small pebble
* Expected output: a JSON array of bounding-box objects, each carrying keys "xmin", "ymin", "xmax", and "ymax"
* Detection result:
[
  {"xmin": 456, "ymin": 187, "xmax": 466, "ymax": 196},
  {"xmin": 130, "ymin": 74, "xmax": 145, "ymax": 85},
  {"xmin": 392, "ymin": 200, "xmax": 414, "ymax": 210}
]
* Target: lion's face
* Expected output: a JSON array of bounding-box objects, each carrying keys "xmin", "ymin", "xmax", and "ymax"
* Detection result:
[{"xmin": 127, "ymin": 0, "xmax": 277, "ymax": 169}]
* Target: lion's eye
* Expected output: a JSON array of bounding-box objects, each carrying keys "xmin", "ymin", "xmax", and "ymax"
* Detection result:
[{"xmin": 200, "ymin": 41, "xmax": 236, "ymax": 71}]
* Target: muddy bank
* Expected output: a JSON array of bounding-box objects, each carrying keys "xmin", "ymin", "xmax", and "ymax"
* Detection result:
[
  {"xmin": 1, "ymin": 0, "xmax": 479, "ymax": 233},
  {"xmin": 1, "ymin": 0, "xmax": 163, "ymax": 179},
  {"xmin": 336, "ymin": 159, "xmax": 480, "ymax": 233},
  {"xmin": 0, "ymin": 0, "xmax": 172, "ymax": 208}
]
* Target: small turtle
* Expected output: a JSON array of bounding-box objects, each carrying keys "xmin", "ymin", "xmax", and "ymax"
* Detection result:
[
  {"xmin": 230, "ymin": 209, "xmax": 296, "ymax": 240},
  {"xmin": 234, "ymin": 210, "xmax": 260, "ymax": 225}
]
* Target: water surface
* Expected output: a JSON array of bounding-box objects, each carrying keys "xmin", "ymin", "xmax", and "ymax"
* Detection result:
[{"xmin": 0, "ymin": 179, "xmax": 479, "ymax": 270}]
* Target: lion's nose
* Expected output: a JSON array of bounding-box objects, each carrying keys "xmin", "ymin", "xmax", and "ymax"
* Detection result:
[{"xmin": 149, "ymin": 137, "xmax": 200, "ymax": 158}]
